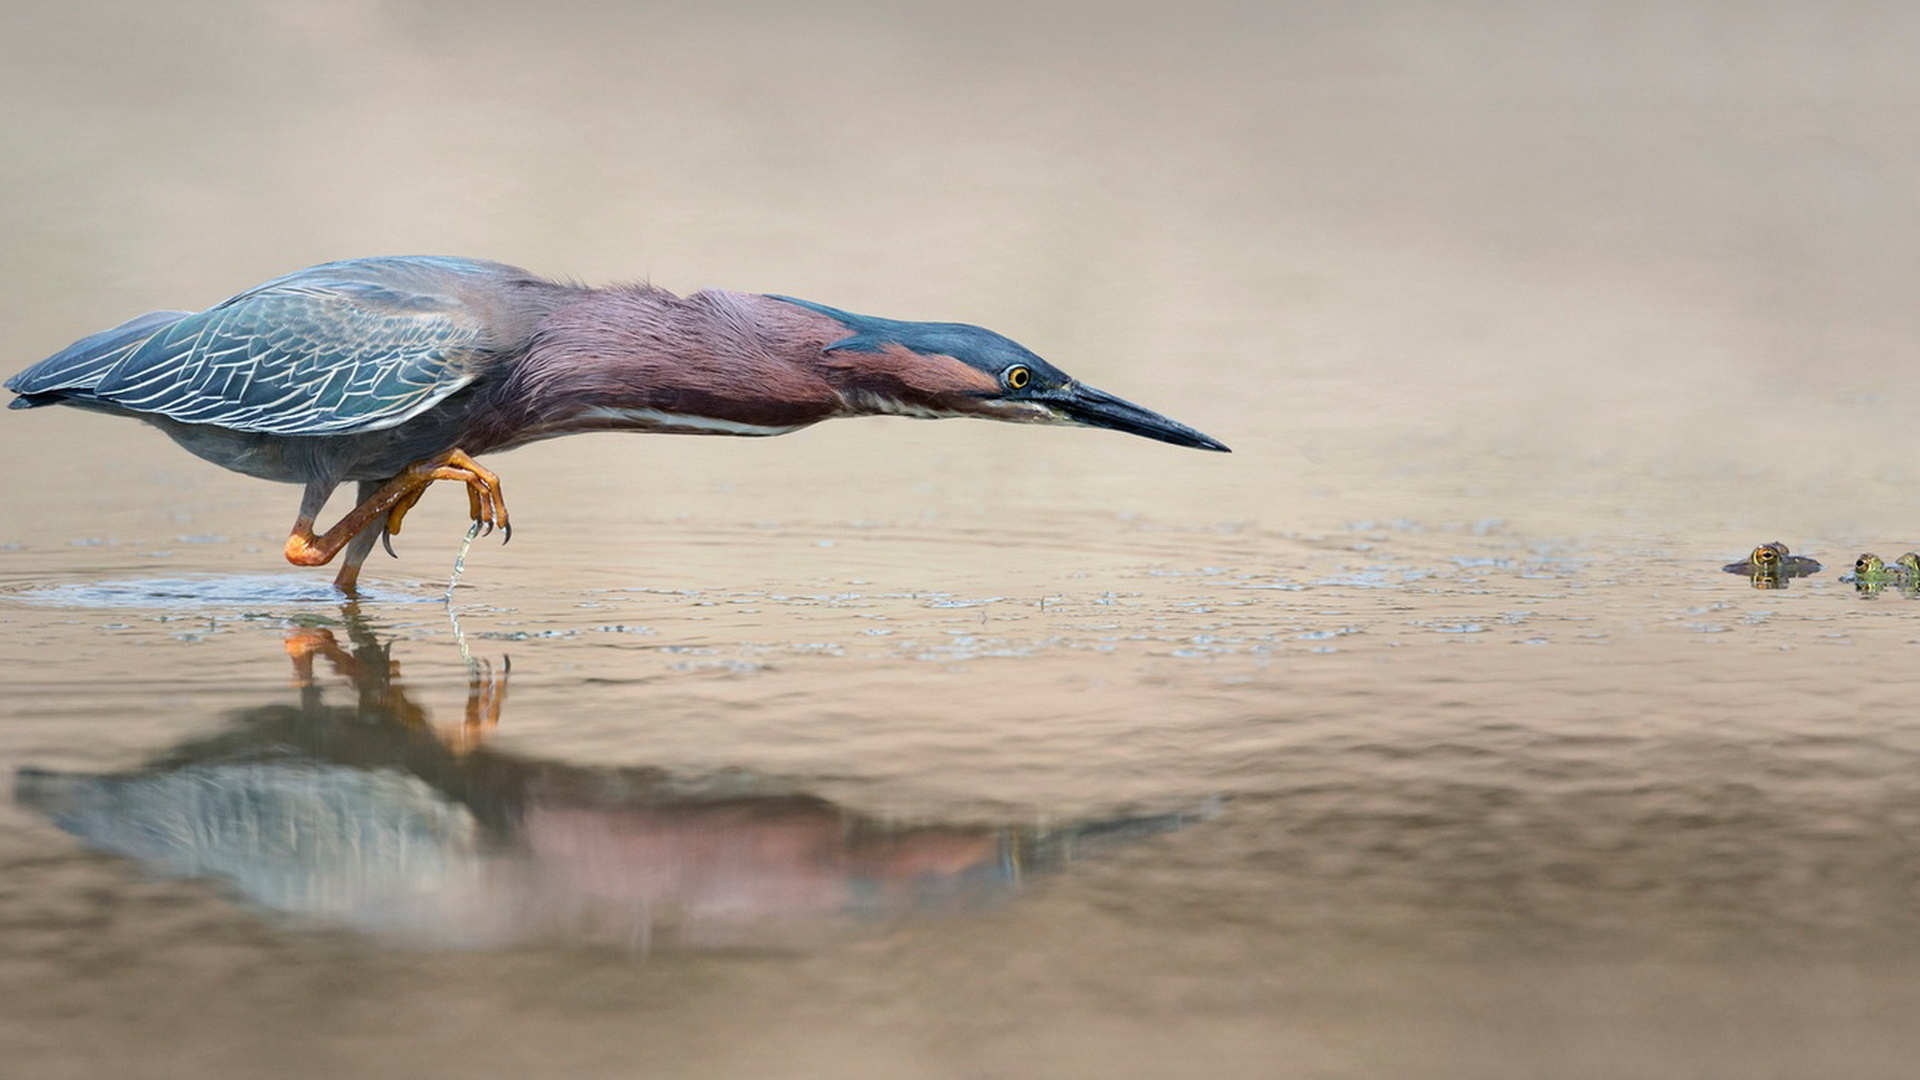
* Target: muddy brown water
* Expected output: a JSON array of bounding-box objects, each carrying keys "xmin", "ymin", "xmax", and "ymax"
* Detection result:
[{"xmin": 7, "ymin": 3, "xmax": 1920, "ymax": 1078}]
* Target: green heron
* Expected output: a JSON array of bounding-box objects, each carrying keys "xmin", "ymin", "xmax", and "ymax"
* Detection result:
[{"xmin": 8, "ymin": 256, "xmax": 1229, "ymax": 592}]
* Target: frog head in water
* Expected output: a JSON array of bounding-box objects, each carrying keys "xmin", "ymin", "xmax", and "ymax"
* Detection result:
[{"xmin": 1723, "ymin": 541, "xmax": 1821, "ymax": 587}]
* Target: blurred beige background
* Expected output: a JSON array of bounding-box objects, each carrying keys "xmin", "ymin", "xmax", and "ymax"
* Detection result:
[{"xmin": 6, "ymin": 0, "xmax": 1920, "ymax": 553}]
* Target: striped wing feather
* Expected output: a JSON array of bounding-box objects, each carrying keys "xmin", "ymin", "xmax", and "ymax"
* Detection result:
[{"xmin": 90, "ymin": 275, "xmax": 485, "ymax": 435}]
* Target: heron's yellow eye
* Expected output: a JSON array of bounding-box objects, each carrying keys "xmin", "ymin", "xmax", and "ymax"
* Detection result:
[{"xmin": 1005, "ymin": 365, "xmax": 1031, "ymax": 390}]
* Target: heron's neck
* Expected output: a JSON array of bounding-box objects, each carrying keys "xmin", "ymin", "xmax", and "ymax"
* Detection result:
[{"xmin": 466, "ymin": 288, "xmax": 869, "ymax": 451}]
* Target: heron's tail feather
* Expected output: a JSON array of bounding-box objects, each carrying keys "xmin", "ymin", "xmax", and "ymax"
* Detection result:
[{"xmin": 6, "ymin": 309, "xmax": 193, "ymax": 407}]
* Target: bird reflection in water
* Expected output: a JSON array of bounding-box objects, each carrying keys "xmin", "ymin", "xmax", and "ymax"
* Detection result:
[{"xmin": 16, "ymin": 609, "xmax": 1211, "ymax": 951}]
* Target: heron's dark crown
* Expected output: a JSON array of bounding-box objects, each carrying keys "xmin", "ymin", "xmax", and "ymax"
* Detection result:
[{"xmin": 766, "ymin": 296, "xmax": 1069, "ymax": 387}]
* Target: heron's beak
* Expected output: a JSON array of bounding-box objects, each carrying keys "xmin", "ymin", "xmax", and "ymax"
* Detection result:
[{"xmin": 1044, "ymin": 383, "xmax": 1231, "ymax": 452}]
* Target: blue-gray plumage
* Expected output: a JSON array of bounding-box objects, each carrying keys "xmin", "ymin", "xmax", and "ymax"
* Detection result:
[
  {"xmin": 765, "ymin": 295, "xmax": 1070, "ymax": 385},
  {"xmin": 8, "ymin": 256, "xmax": 1228, "ymax": 593},
  {"xmin": 11, "ymin": 258, "xmax": 523, "ymax": 436}
]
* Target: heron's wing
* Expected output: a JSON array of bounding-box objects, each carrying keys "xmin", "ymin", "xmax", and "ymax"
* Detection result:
[{"xmin": 14, "ymin": 258, "xmax": 515, "ymax": 436}]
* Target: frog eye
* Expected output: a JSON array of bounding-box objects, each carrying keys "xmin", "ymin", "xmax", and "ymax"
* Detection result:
[{"xmin": 1004, "ymin": 365, "xmax": 1032, "ymax": 390}]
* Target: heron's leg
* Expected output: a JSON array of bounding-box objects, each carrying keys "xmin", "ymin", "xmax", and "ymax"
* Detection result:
[
  {"xmin": 283, "ymin": 479, "xmax": 345, "ymax": 568},
  {"xmin": 331, "ymin": 481, "xmax": 387, "ymax": 594},
  {"xmin": 283, "ymin": 450, "xmax": 510, "ymax": 580}
]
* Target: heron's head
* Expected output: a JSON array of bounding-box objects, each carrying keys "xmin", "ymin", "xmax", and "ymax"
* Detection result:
[{"xmin": 769, "ymin": 296, "xmax": 1229, "ymax": 452}]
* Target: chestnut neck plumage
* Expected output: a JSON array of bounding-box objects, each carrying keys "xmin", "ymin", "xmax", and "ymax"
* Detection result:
[{"xmin": 461, "ymin": 285, "xmax": 999, "ymax": 454}]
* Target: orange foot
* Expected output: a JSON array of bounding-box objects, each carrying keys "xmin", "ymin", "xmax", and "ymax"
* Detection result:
[
  {"xmin": 381, "ymin": 449, "xmax": 510, "ymax": 556},
  {"xmin": 284, "ymin": 448, "xmax": 511, "ymax": 570}
]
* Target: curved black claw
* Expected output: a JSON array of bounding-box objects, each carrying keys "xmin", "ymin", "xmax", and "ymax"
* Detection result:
[
  {"xmin": 382, "ymin": 529, "xmax": 400, "ymax": 559},
  {"xmin": 501, "ymin": 522, "xmax": 513, "ymax": 546}
]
